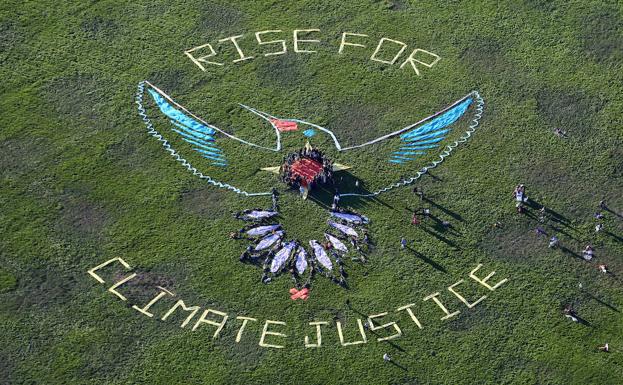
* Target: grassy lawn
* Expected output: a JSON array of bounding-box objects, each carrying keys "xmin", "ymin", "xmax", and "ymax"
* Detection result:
[{"xmin": 1, "ymin": 1, "xmax": 622, "ymax": 384}]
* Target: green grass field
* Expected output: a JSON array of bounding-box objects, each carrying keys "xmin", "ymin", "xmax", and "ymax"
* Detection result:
[{"xmin": 1, "ymin": 1, "xmax": 623, "ymax": 384}]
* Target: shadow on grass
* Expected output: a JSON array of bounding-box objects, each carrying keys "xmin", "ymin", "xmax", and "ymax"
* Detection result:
[
  {"xmin": 388, "ymin": 360, "xmax": 408, "ymax": 371},
  {"xmin": 574, "ymin": 314, "xmax": 592, "ymax": 327},
  {"xmin": 549, "ymin": 225, "xmax": 580, "ymax": 241},
  {"xmin": 347, "ymin": 305, "xmax": 408, "ymax": 356},
  {"xmin": 584, "ymin": 291, "xmax": 620, "ymax": 313},
  {"xmin": 420, "ymin": 226, "xmax": 459, "ymax": 249},
  {"xmin": 604, "ymin": 206, "xmax": 623, "ymax": 220},
  {"xmin": 422, "ymin": 196, "xmax": 463, "ymax": 222},
  {"xmin": 307, "ymin": 171, "xmax": 396, "ymax": 212},
  {"xmin": 528, "ymin": 198, "xmax": 575, "ymax": 228},
  {"xmin": 559, "ymin": 246, "xmax": 584, "ymax": 261},
  {"xmin": 605, "ymin": 231, "xmax": 623, "ymax": 243},
  {"xmin": 406, "ymin": 246, "xmax": 447, "ymax": 273}
]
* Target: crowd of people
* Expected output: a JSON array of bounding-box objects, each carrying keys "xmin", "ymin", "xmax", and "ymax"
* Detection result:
[
  {"xmin": 231, "ymin": 184, "xmax": 372, "ymax": 291},
  {"xmin": 280, "ymin": 146, "xmax": 334, "ymax": 190},
  {"xmin": 508, "ymin": 184, "xmax": 618, "ymax": 353}
]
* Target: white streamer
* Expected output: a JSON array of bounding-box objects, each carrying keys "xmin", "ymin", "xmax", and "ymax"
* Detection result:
[
  {"xmin": 135, "ymin": 81, "xmax": 272, "ymax": 196},
  {"xmin": 341, "ymin": 91, "xmax": 485, "ymax": 197}
]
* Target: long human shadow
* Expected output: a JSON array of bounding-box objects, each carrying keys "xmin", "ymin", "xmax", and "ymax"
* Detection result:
[
  {"xmin": 584, "ymin": 291, "xmax": 620, "ymax": 313},
  {"xmin": 388, "ymin": 360, "xmax": 408, "ymax": 371},
  {"xmin": 559, "ymin": 246, "xmax": 584, "ymax": 261},
  {"xmin": 574, "ymin": 314, "xmax": 592, "ymax": 327},
  {"xmin": 406, "ymin": 246, "xmax": 447, "ymax": 273},
  {"xmin": 605, "ymin": 231, "xmax": 623, "ymax": 243},
  {"xmin": 420, "ymin": 226, "xmax": 459, "ymax": 249},
  {"xmin": 422, "ymin": 196, "xmax": 463, "ymax": 222},
  {"xmin": 540, "ymin": 204, "xmax": 573, "ymax": 228},
  {"xmin": 428, "ymin": 214, "xmax": 462, "ymax": 236},
  {"xmin": 426, "ymin": 170, "xmax": 443, "ymax": 181},
  {"xmin": 549, "ymin": 225, "xmax": 580, "ymax": 241},
  {"xmin": 603, "ymin": 206, "xmax": 623, "ymax": 220},
  {"xmin": 308, "ymin": 170, "xmax": 396, "ymax": 211}
]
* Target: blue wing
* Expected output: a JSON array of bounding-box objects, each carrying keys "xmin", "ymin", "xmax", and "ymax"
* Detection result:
[
  {"xmin": 146, "ymin": 88, "xmax": 228, "ymax": 167},
  {"xmin": 389, "ymin": 97, "xmax": 472, "ymax": 164}
]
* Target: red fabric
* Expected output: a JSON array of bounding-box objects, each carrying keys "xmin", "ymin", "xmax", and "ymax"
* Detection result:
[
  {"xmin": 290, "ymin": 287, "xmax": 309, "ymax": 300},
  {"xmin": 290, "ymin": 158, "xmax": 324, "ymax": 187},
  {"xmin": 271, "ymin": 119, "xmax": 298, "ymax": 132}
]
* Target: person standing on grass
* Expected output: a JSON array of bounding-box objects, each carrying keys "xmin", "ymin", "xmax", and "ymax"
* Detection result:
[
  {"xmin": 583, "ymin": 245, "xmax": 594, "ymax": 261},
  {"xmin": 513, "ymin": 184, "xmax": 527, "ymax": 203},
  {"xmin": 383, "ymin": 353, "xmax": 392, "ymax": 362},
  {"xmin": 400, "ymin": 237, "xmax": 407, "ymax": 249},
  {"xmin": 411, "ymin": 211, "xmax": 420, "ymax": 226},
  {"xmin": 563, "ymin": 305, "xmax": 578, "ymax": 322},
  {"xmin": 549, "ymin": 236, "xmax": 559, "ymax": 248}
]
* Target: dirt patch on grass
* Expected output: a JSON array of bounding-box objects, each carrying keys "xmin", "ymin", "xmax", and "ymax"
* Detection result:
[
  {"xmin": 536, "ymin": 89, "xmax": 604, "ymax": 137},
  {"xmin": 81, "ymin": 16, "xmax": 118, "ymax": 40},
  {"xmin": 103, "ymin": 133, "xmax": 152, "ymax": 172},
  {"xmin": 111, "ymin": 269, "xmax": 177, "ymax": 304},
  {"xmin": 0, "ymin": 268, "xmax": 17, "ymax": 293},
  {"xmin": 0, "ymin": 137, "xmax": 51, "ymax": 177},
  {"xmin": 146, "ymin": 68, "xmax": 192, "ymax": 95},
  {"xmin": 255, "ymin": 54, "xmax": 307, "ymax": 89},
  {"xmin": 381, "ymin": 0, "xmax": 408, "ymax": 11},
  {"xmin": 460, "ymin": 37, "xmax": 533, "ymax": 100},
  {"xmin": 10, "ymin": 266, "xmax": 84, "ymax": 311},
  {"xmin": 41, "ymin": 73, "xmax": 114, "ymax": 130},
  {"xmin": 198, "ymin": 3, "xmax": 246, "ymax": 35},
  {"xmin": 580, "ymin": 5, "xmax": 623, "ymax": 63},
  {"xmin": 479, "ymin": 219, "xmax": 541, "ymax": 261},
  {"xmin": 179, "ymin": 186, "xmax": 229, "ymax": 220},
  {"xmin": 0, "ymin": 20, "xmax": 23, "ymax": 52},
  {"xmin": 328, "ymin": 101, "xmax": 384, "ymax": 146},
  {"xmin": 58, "ymin": 190, "xmax": 111, "ymax": 241},
  {"xmin": 460, "ymin": 38, "xmax": 507, "ymax": 74}
]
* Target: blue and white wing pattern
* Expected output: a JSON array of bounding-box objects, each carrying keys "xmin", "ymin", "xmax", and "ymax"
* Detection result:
[
  {"xmin": 135, "ymin": 81, "xmax": 283, "ymax": 196},
  {"xmin": 146, "ymin": 88, "xmax": 227, "ymax": 167},
  {"xmin": 389, "ymin": 97, "xmax": 473, "ymax": 164},
  {"xmin": 335, "ymin": 91, "xmax": 484, "ymax": 197}
]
